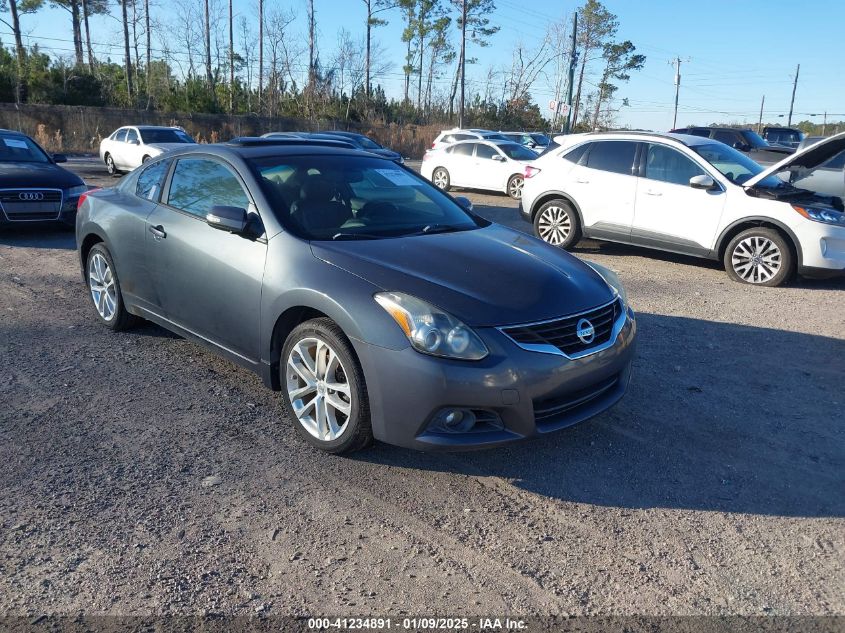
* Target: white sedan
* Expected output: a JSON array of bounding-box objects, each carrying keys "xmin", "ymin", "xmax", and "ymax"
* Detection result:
[
  {"xmin": 99, "ymin": 126, "xmax": 195, "ymax": 175},
  {"xmin": 421, "ymin": 140, "xmax": 538, "ymax": 199}
]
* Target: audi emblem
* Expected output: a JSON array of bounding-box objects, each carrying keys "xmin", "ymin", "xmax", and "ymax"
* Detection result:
[{"xmin": 19, "ymin": 192, "xmax": 44, "ymax": 201}]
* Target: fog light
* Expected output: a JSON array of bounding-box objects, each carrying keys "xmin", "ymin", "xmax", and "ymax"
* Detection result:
[{"xmin": 430, "ymin": 408, "xmax": 477, "ymax": 433}]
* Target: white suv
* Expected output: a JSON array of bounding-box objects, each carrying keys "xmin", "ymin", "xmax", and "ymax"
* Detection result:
[
  {"xmin": 520, "ymin": 131, "xmax": 845, "ymax": 286},
  {"xmin": 99, "ymin": 126, "xmax": 195, "ymax": 175}
]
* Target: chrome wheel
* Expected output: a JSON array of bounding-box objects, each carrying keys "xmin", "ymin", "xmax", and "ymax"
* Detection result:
[
  {"xmin": 286, "ymin": 337, "xmax": 352, "ymax": 442},
  {"xmin": 432, "ymin": 168, "xmax": 449, "ymax": 189},
  {"xmin": 88, "ymin": 253, "xmax": 117, "ymax": 321},
  {"xmin": 508, "ymin": 175, "xmax": 524, "ymax": 199},
  {"xmin": 731, "ymin": 236, "xmax": 782, "ymax": 284},
  {"xmin": 537, "ymin": 205, "xmax": 571, "ymax": 246}
]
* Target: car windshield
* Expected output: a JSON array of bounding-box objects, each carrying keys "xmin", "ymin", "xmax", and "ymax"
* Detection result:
[
  {"xmin": 767, "ymin": 129, "xmax": 803, "ymax": 144},
  {"xmin": 691, "ymin": 143, "xmax": 779, "ymax": 186},
  {"xmin": 741, "ymin": 130, "xmax": 769, "ymax": 149},
  {"xmin": 530, "ymin": 134, "xmax": 550, "ymax": 145},
  {"xmin": 352, "ymin": 136, "xmax": 382, "ymax": 150},
  {"xmin": 251, "ymin": 155, "xmax": 482, "ymax": 240},
  {"xmin": 0, "ymin": 134, "xmax": 50, "ymax": 163},
  {"xmin": 139, "ymin": 129, "xmax": 194, "ymax": 144},
  {"xmin": 498, "ymin": 143, "xmax": 538, "ymax": 160}
]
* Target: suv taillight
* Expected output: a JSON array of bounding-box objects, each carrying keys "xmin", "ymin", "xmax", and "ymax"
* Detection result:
[
  {"xmin": 77, "ymin": 187, "xmax": 101, "ymax": 210},
  {"xmin": 524, "ymin": 166, "xmax": 541, "ymax": 178}
]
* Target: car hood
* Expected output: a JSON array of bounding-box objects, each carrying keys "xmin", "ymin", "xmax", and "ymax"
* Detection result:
[
  {"xmin": 0, "ymin": 162, "xmax": 83, "ymax": 188},
  {"xmin": 744, "ymin": 132, "xmax": 845, "ymax": 188},
  {"xmin": 311, "ymin": 224, "xmax": 615, "ymax": 327}
]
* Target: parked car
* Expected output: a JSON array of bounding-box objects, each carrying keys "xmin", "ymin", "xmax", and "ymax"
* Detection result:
[
  {"xmin": 76, "ymin": 137, "xmax": 636, "ymax": 453},
  {"xmin": 430, "ymin": 128, "xmax": 509, "ymax": 151},
  {"xmin": 669, "ymin": 126, "xmax": 793, "ymax": 163},
  {"xmin": 99, "ymin": 125, "xmax": 195, "ymax": 175},
  {"xmin": 761, "ymin": 126, "xmax": 804, "ymax": 149},
  {"xmin": 0, "ymin": 128, "xmax": 87, "ymax": 227},
  {"xmin": 313, "ymin": 131, "xmax": 404, "ymax": 164},
  {"xmin": 421, "ymin": 139, "xmax": 538, "ymax": 199},
  {"xmin": 500, "ymin": 131, "xmax": 551, "ymax": 153},
  {"xmin": 520, "ymin": 131, "xmax": 845, "ymax": 286},
  {"xmin": 797, "ymin": 135, "xmax": 826, "ymax": 151}
]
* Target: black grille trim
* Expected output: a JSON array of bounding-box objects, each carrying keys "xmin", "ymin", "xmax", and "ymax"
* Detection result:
[{"xmin": 533, "ymin": 373, "xmax": 620, "ymax": 425}]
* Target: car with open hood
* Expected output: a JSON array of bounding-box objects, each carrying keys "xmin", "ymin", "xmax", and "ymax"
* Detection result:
[
  {"xmin": 520, "ymin": 131, "xmax": 845, "ymax": 286},
  {"xmin": 99, "ymin": 125, "xmax": 195, "ymax": 175},
  {"xmin": 76, "ymin": 137, "xmax": 636, "ymax": 454},
  {"xmin": 0, "ymin": 128, "xmax": 87, "ymax": 227}
]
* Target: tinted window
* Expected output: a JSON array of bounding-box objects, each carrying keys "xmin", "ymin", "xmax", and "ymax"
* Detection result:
[
  {"xmin": 135, "ymin": 159, "xmax": 169, "ymax": 200},
  {"xmin": 688, "ymin": 128, "xmax": 711, "ymax": 137},
  {"xmin": 585, "ymin": 141, "xmax": 637, "ymax": 175},
  {"xmin": 712, "ymin": 130, "xmax": 741, "ymax": 146},
  {"xmin": 452, "ymin": 143, "xmax": 474, "ymax": 157},
  {"xmin": 139, "ymin": 128, "xmax": 194, "ymax": 144},
  {"xmin": 475, "ymin": 144, "xmax": 498, "ymax": 160},
  {"xmin": 644, "ymin": 144, "xmax": 706, "ymax": 186},
  {"xmin": 562, "ymin": 143, "xmax": 589, "ymax": 164},
  {"xmin": 531, "ymin": 134, "xmax": 550, "ymax": 145},
  {"xmin": 125, "ymin": 129, "xmax": 139, "ymax": 143},
  {"xmin": 0, "ymin": 133, "xmax": 50, "ymax": 163},
  {"xmin": 740, "ymin": 130, "xmax": 768, "ymax": 149},
  {"xmin": 251, "ymin": 155, "xmax": 482, "ymax": 240},
  {"xmin": 498, "ymin": 143, "xmax": 537, "ymax": 160},
  {"xmin": 454, "ymin": 134, "xmax": 474, "ymax": 142},
  {"xmin": 167, "ymin": 158, "xmax": 249, "ymax": 218}
]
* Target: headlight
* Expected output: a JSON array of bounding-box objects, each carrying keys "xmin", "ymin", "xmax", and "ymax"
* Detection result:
[
  {"xmin": 67, "ymin": 185, "xmax": 88, "ymax": 197},
  {"xmin": 792, "ymin": 205, "xmax": 845, "ymax": 226},
  {"xmin": 585, "ymin": 261, "xmax": 628, "ymax": 308},
  {"xmin": 374, "ymin": 292, "xmax": 488, "ymax": 361}
]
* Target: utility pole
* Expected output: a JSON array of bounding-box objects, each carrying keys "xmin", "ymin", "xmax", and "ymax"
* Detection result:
[
  {"xmin": 671, "ymin": 56, "xmax": 682, "ymax": 129},
  {"xmin": 823, "ymin": 111, "xmax": 827, "ymax": 136},
  {"xmin": 258, "ymin": 0, "xmax": 263, "ymax": 112},
  {"xmin": 787, "ymin": 63, "xmax": 799, "ymax": 127},
  {"xmin": 458, "ymin": 0, "xmax": 467, "ymax": 128},
  {"xmin": 757, "ymin": 95, "xmax": 765, "ymax": 133},
  {"xmin": 563, "ymin": 11, "xmax": 577, "ymax": 134},
  {"xmin": 229, "ymin": 0, "xmax": 234, "ymax": 114}
]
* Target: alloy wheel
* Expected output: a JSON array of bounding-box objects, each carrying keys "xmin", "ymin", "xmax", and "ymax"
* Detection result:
[
  {"xmin": 286, "ymin": 337, "xmax": 352, "ymax": 442},
  {"xmin": 106, "ymin": 155, "xmax": 115, "ymax": 175},
  {"xmin": 508, "ymin": 176, "xmax": 524, "ymax": 199},
  {"xmin": 537, "ymin": 205, "xmax": 571, "ymax": 246},
  {"xmin": 731, "ymin": 236, "xmax": 782, "ymax": 284},
  {"xmin": 89, "ymin": 253, "xmax": 117, "ymax": 321},
  {"xmin": 432, "ymin": 169, "xmax": 448, "ymax": 189}
]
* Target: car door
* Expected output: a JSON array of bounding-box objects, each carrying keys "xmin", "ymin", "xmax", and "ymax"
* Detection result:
[
  {"xmin": 123, "ymin": 128, "xmax": 143, "ymax": 169},
  {"xmin": 565, "ymin": 140, "xmax": 639, "ymax": 238},
  {"xmin": 473, "ymin": 143, "xmax": 509, "ymax": 191},
  {"xmin": 632, "ymin": 142, "xmax": 727, "ymax": 254},
  {"xmin": 145, "ymin": 156, "xmax": 267, "ymax": 362},
  {"xmin": 447, "ymin": 142, "xmax": 476, "ymax": 188},
  {"xmin": 108, "ymin": 128, "xmax": 128, "ymax": 166}
]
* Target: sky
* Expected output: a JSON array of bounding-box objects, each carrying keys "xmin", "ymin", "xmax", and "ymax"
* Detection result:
[{"xmin": 6, "ymin": 0, "xmax": 844, "ymax": 131}]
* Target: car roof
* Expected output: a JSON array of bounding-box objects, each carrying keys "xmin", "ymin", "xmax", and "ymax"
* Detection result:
[
  {"xmin": 156, "ymin": 138, "xmax": 386, "ymax": 161},
  {"xmin": 0, "ymin": 128, "xmax": 27, "ymax": 136},
  {"xmin": 553, "ymin": 130, "xmax": 714, "ymax": 147}
]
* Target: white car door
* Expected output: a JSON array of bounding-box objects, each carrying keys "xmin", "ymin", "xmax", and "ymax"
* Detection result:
[
  {"xmin": 566, "ymin": 140, "xmax": 639, "ymax": 238},
  {"xmin": 123, "ymin": 128, "xmax": 143, "ymax": 169},
  {"xmin": 473, "ymin": 143, "xmax": 510, "ymax": 191},
  {"xmin": 632, "ymin": 142, "xmax": 727, "ymax": 254},
  {"xmin": 446, "ymin": 142, "xmax": 476, "ymax": 188}
]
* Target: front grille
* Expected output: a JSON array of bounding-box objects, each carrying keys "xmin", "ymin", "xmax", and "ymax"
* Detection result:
[
  {"xmin": 501, "ymin": 298, "xmax": 620, "ymax": 357},
  {"xmin": 0, "ymin": 189, "xmax": 63, "ymax": 221},
  {"xmin": 533, "ymin": 373, "xmax": 619, "ymax": 424}
]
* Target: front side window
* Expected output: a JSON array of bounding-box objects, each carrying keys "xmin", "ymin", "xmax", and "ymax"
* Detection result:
[
  {"xmin": 691, "ymin": 143, "xmax": 771, "ymax": 186},
  {"xmin": 125, "ymin": 129, "xmax": 139, "ymax": 144},
  {"xmin": 252, "ymin": 156, "xmax": 483, "ymax": 240},
  {"xmin": 475, "ymin": 144, "xmax": 498, "ymax": 160},
  {"xmin": 712, "ymin": 130, "xmax": 741, "ymax": 146},
  {"xmin": 135, "ymin": 159, "xmax": 169, "ymax": 201},
  {"xmin": 0, "ymin": 133, "xmax": 50, "ymax": 163},
  {"xmin": 644, "ymin": 144, "xmax": 706, "ymax": 186},
  {"xmin": 167, "ymin": 158, "xmax": 250, "ymax": 218},
  {"xmin": 498, "ymin": 143, "xmax": 538, "ymax": 160},
  {"xmin": 114, "ymin": 129, "xmax": 128, "ymax": 142},
  {"xmin": 585, "ymin": 141, "xmax": 637, "ymax": 175}
]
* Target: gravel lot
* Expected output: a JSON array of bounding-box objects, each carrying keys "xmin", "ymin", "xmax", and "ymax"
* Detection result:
[{"xmin": 1, "ymin": 157, "xmax": 843, "ymax": 620}]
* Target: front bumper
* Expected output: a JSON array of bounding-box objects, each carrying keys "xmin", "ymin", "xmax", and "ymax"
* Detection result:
[
  {"xmin": 794, "ymin": 220, "xmax": 845, "ymax": 276},
  {"xmin": 352, "ymin": 307, "xmax": 637, "ymax": 451}
]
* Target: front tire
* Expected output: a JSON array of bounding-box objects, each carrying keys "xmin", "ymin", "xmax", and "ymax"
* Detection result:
[
  {"xmin": 281, "ymin": 318, "xmax": 373, "ymax": 454},
  {"xmin": 724, "ymin": 227, "xmax": 794, "ymax": 286},
  {"xmin": 507, "ymin": 174, "xmax": 524, "ymax": 199},
  {"xmin": 432, "ymin": 167, "xmax": 450, "ymax": 191},
  {"xmin": 141, "ymin": 155, "xmax": 151, "ymax": 164},
  {"xmin": 86, "ymin": 243, "xmax": 139, "ymax": 330},
  {"xmin": 534, "ymin": 199, "xmax": 582, "ymax": 249}
]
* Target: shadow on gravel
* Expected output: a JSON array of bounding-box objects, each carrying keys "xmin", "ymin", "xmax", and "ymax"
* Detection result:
[
  {"xmin": 355, "ymin": 312, "xmax": 845, "ymax": 518},
  {"xmin": 0, "ymin": 226, "xmax": 75, "ymax": 250}
]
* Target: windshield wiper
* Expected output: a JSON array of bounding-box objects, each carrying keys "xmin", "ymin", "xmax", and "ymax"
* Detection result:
[
  {"xmin": 331, "ymin": 231, "xmax": 389, "ymax": 240},
  {"xmin": 409, "ymin": 224, "xmax": 465, "ymax": 236}
]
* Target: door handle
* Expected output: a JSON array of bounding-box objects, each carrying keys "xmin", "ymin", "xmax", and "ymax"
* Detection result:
[
  {"xmin": 645, "ymin": 190, "xmax": 662, "ymax": 196},
  {"xmin": 575, "ymin": 178, "xmax": 590, "ymax": 184},
  {"xmin": 149, "ymin": 224, "xmax": 166, "ymax": 239}
]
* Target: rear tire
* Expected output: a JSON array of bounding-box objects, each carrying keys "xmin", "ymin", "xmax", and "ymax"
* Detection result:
[
  {"xmin": 533, "ymin": 199, "xmax": 582, "ymax": 249},
  {"xmin": 86, "ymin": 243, "xmax": 139, "ymax": 331},
  {"xmin": 507, "ymin": 174, "xmax": 524, "ymax": 199},
  {"xmin": 723, "ymin": 227, "xmax": 794, "ymax": 286},
  {"xmin": 141, "ymin": 155, "xmax": 151, "ymax": 164},
  {"xmin": 105, "ymin": 153, "xmax": 119, "ymax": 176},
  {"xmin": 280, "ymin": 318, "xmax": 373, "ymax": 454},
  {"xmin": 432, "ymin": 167, "xmax": 450, "ymax": 191}
]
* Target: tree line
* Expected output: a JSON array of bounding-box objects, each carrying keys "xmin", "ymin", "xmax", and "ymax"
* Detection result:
[{"xmin": 0, "ymin": 0, "xmax": 645, "ymax": 131}]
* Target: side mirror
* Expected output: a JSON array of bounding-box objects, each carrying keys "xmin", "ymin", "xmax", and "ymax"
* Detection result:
[
  {"xmin": 52, "ymin": 153, "xmax": 67, "ymax": 163},
  {"xmin": 454, "ymin": 196, "xmax": 473, "ymax": 212},
  {"xmin": 689, "ymin": 174, "xmax": 716, "ymax": 190},
  {"xmin": 492, "ymin": 154, "xmax": 505, "ymax": 162},
  {"xmin": 207, "ymin": 205, "xmax": 248, "ymax": 233}
]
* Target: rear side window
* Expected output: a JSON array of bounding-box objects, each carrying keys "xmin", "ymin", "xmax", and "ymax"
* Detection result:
[
  {"xmin": 135, "ymin": 159, "xmax": 169, "ymax": 201},
  {"xmin": 585, "ymin": 141, "xmax": 637, "ymax": 175},
  {"xmin": 688, "ymin": 128, "xmax": 711, "ymax": 137},
  {"xmin": 114, "ymin": 129, "xmax": 127, "ymax": 142},
  {"xmin": 452, "ymin": 143, "xmax": 474, "ymax": 157},
  {"xmin": 166, "ymin": 158, "xmax": 250, "ymax": 218}
]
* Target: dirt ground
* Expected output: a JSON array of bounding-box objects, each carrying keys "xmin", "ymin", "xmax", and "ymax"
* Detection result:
[{"xmin": 0, "ymin": 158, "xmax": 843, "ymax": 620}]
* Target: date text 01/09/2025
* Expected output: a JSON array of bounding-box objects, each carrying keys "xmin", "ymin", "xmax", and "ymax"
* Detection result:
[{"xmin": 306, "ymin": 617, "xmax": 528, "ymax": 630}]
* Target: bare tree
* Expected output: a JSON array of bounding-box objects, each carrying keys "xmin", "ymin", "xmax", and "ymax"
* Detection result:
[
  {"xmin": 506, "ymin": 36, "xmax": 552, "ymax": 107},
  {"xmin": 424, "ymin": 13, "xmax": 452, "ymax": 113},
  {"xmin": 238, "ymin": 15, "xmax": 255, "ymax": 111},
  {"xmin": 590, "ymin": 40, "xmax": 644, "ymax": 129},
  {"xmin": 265, "ymin": 7, "xmax": 295, "ymax": 116}
]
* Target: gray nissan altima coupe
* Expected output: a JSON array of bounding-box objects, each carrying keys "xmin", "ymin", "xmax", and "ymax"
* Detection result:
[{"xmin": 76, "ymin": 138, "xmax": 637, "ymax": 453}]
